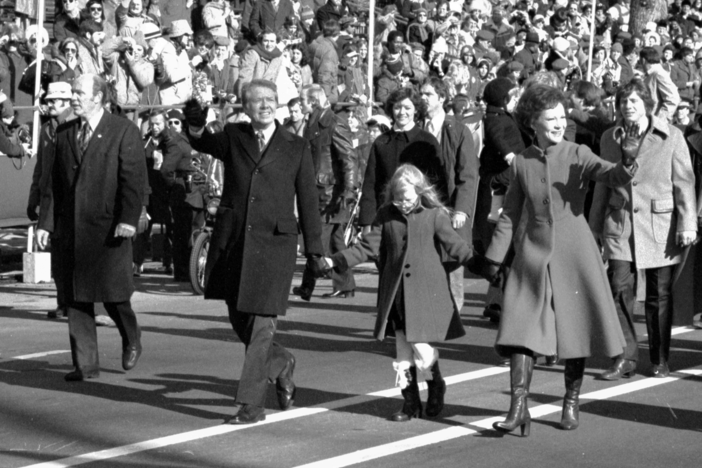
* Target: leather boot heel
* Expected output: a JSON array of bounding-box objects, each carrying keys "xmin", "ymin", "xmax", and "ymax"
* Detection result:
[
  {"xmin": 560, "ymin": 358, "xmax": 585, "ymax": 430},
  {"xmin": 493, "ymin": 353, "xmax": 534, "ymax": 437},
  {"xmin": 425, "ymin": 361, "xmax": 446, "ymax": 418}
]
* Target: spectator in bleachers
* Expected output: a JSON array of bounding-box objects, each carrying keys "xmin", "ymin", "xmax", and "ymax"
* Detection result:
[
  {"xmin": 84, "ymin": 0, "xmax": 117, "ymax": 39},
  {"xmin": 76, "ymin": 20, "xmax": 106, "ymax": 76},
  {"xmin": 250, "ymin": 0, "xmax": 296, "ymax": 39},
  {"xmin": 54, "ymin": 0, "xmax": 83, "ymax": 42},
  {"xmin": 103, "ymin": 33, "xmax": 154, "ymax": 111},
  {"xmin": 316, "ymin": 0, "xmax": 347, "ymax": 31},
  {"xmin": 309, "ymin": 19, "xmax": 341, "ymax": 103}
]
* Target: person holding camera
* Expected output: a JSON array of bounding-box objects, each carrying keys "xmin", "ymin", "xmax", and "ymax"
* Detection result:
[{"xmin": 103, "ymin": 34, "xmax": 155, "ymax": 114}]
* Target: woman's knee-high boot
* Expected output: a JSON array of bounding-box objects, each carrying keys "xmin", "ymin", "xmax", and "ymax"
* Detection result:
[
  {"xmin": 561, "ymin": 358, "xmax": 585, "ymax": 430},
  {"xmin": 392, "ymin": 366, "xmax": 422, "ymax": 422},
  {"xmin": 493, "ymin": 353, "xmax": 534, "ymax": 437},
  {"xmin": 425, "ymin": 361, "xmax": 446, "ymax": 417}
]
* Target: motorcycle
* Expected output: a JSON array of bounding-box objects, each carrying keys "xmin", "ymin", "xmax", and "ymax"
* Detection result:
[{"xmin": 189, "ymin": 161, "xmax": 222, "ymax": 295}]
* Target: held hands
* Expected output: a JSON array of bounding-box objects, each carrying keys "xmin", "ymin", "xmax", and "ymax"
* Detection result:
[
  {"xmin": 183, "ymin": 99, "xmax": 208, "ymax": 129},
  {"xmin": 452, "ymin": 211, "xmax": 467, "ymax": 229},
  {"xmin": 307, "ymin": 255, "xmax": 332, "ymax": 278},
  {"xmin": 466, "ymin": 254, "xmax": 506, "ymax": 288}
]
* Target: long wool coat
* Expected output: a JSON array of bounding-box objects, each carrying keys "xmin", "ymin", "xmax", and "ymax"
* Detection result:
[
  {"xmin": 486, "ymin": 140, "xmax": 635, "ymax": 359},
  {"xmin": 334, "ymin": 204, "xmax": 472, "ymax": 343},
  {"xmin": 190, "ymin": 122, "xmax": 323, "ymax": 315},
  {"xmin": 43, "ymin": 112, "xmax": 146, "ymax": 303},
  {"xmin": 590, "ymin": 117, "xmax": 698, "ymax": 270}
]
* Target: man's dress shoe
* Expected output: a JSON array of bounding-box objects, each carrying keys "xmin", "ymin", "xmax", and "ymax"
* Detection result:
[
  {"xmin": 599, "ymin": 358, "xmax": 636, "ymax": 380},
  {"xmin": 651, "ymin": 362, "xmax": 670, "ymax": 378},
  {"xmin": 122, "ymin": 345, "xmax": 142, "ymax": 371},
  {"xmin": 292, "ymin": 286, "xmax": 312, "ymax": 301},
  {"xmin": 276, "ymin": 356, "xmax": 296, "ymax": 410},
  {"xmin": 227, "ymin": 405, "xmax": 266, "ymax": 424},
  {"xmin": 64, "ymin": 369, "xmax": 99, "ymax": 382},
  {"xmin": 321, "ymin": 290, "xmax": 355, "ymax": 299}
]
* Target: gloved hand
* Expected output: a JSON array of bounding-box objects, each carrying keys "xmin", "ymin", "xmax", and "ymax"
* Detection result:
[
  {"xmin": 307, "ymin": 255, "xmax": 331, "ymax": 279},
  {"xmin": 466, "ymin": 254, "xmax": 505, "ymax": 288},
  {"xmin": 620, "ymin": 123, "xmax": 643, "ymax": 167},
  {"xmin": 183, "ymin": 98, "xmax": 208, "ymax": 129},
  {"xmin": 137, "ymin": 207, "xmax": 149, "ymax": 234},
  {"xmin": 26, "ymin": 204, "xmax": 39, "ymax": 222}
]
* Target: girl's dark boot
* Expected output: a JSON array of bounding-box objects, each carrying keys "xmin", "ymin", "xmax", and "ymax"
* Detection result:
[
  {"xmin": 392, "ymin": 366, "xmax": 422, "ymax": 422},
  {"xmin": 425, "ymin": 361, "xmax": 446, "ymax": 417}
]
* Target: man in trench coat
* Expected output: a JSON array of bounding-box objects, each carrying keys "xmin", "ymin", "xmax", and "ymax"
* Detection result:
[
  {"xmin": 590, "ymin": 80, "xmax": 697, "ymax": 380},
  {"xmin": 37, "ymin": 74, "xmax": 147, "ymax": 382},
  {"xmin": 184, "ymin": 79, "xmax": 324, "ymax": 424}
]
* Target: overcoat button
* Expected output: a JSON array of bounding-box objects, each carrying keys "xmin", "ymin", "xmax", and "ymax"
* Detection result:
[
  {"xmin": 634, "ymin": 208, "xmax": 639, "ymax": 213},
  {"xmin": 543, "ymin": 198, "xmax": 549, "ymax": 204},
  {"xmin": 541, "ymin": 178, "xmax": 546, "ymax": 183},
  {"xmin": 405, "ymin": 264, "xmax": 410, "ymax": 268},
  {"xmin": 405, "ymin": 273, "xmax": 411, "ymax": 277}
]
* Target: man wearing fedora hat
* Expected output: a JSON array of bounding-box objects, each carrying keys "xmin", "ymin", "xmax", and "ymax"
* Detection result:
[{"xmin": 27, "ymin": 82, "xmax": 76, "ymax": 319}]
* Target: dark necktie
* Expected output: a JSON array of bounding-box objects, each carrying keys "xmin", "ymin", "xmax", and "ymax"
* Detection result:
[
  {"xmin": 79, "ymin": 121, "xmax": 92, "ymax": 153},
  {"xmin": 256, "ymin": 131, "xmax": 266, "ymax": 153}
]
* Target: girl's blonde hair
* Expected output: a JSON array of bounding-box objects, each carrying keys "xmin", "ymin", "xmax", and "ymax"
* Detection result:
[{"xmin": 383, "ymin": 164, "xmax": 450, "ymax": 213}]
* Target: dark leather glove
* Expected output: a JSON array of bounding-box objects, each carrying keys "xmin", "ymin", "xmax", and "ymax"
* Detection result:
[
  {"xmin": 307, "ymin": 255, "xmax": 330, "ymax": 279},
  {"xmin": 620, "ymin": 123, "xmax": 643, "ymax": 167},
  {"xmin": 183, "ymin": 98, "xmax": 208, "ymax": 128},
  {"xmin": 26, "ymin": 204, "xmax": 39, "ymax": 222},
  {"xmin": 466, "ymin": 254, "xmax": 505, "ymax": 288},
  {"xmin": 137, "ymin": 207, "xmax": 149, "ymax": 234}
]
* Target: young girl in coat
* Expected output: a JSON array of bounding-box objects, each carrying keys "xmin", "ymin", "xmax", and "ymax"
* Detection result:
[{"xmin": 324, "ymin": 164, "xmax": 474, "ymax": 422}]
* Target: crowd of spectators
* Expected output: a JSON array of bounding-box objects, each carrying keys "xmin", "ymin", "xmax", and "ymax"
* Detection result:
[{"xmin": 3, "ymin": 0, "xmax": 702, "ymax": 295}]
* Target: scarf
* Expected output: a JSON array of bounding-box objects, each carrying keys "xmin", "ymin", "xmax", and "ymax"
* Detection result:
[{"xmin": 252, "ymin": 44, "xmax": 283, "ymax": 62}]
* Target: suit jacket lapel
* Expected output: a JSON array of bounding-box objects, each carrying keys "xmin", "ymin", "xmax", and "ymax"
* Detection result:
[
  {"xmin": 82, "ymin": 112, "xmax": 109, "ymax": 160},
  {"xmin": 67, "ymin": 120, "xmax": 81, "ymax": 165},
  {"xmin": 240, "ymin": 125, "xmax": 262, "ymax": 164}
]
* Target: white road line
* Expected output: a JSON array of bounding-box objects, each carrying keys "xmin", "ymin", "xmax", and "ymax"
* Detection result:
[
  {"xmin": 18, "ymin": 366, "xmax": 507, "ymax": 468},
  {"xmin": 293, "ymin": 368, "xmax": 702, "ymax": 468},
  {"xmin": 17, "ymin": 326, "xmax": 701, "ymax": 468},
  {"xmin": 13, "ymin": 350, "xmax": 71, "ymax": 360}
]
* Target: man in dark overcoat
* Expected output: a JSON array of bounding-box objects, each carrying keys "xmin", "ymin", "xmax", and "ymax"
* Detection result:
[
  {"xmin": 419, "ymin": 77, "xmax": 479, "ymax": 312},
  {"xmin": 292, "ymin": 84, "xmax": 357, "ymax": 300},
  {"xmin": 36, "ymin": 74, "xmax": 147, "ymax": 382},
  {"xmin": 184, "ymin": 79, "xmax": 324, "ymax": 424}
]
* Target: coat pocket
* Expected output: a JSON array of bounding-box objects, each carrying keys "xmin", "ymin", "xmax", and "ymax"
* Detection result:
[
  {"xmin": 603, "ymin": 192, "xmax": 626, "ymax": 238},
  {"xmin": 651, "ymin": 198, "xmax": 675, "ymax": 244},
  {"xmin": 275, "ymin": 218, "xmax": 299, "ymax": 235}
]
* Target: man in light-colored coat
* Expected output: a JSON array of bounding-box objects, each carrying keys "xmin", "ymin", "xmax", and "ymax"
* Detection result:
[
  {"xmin": 640, "ymin": 47, "xmax": 680, "ymax": 123},
  {"xmin": 590, "ymin": 80, "xmax": 697, "ymax": 380}
]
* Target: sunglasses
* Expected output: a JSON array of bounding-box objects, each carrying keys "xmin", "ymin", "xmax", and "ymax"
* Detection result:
[
  {"xmin": 63, "ymin": 0, "xmax": 75, "ymax": 3},
  {"xmin": 90, "ymin": 7, "xmax": 103, "ymax": 12},
  {"xmin": 64, "ymin": 47, "xmax": 77, "ymax": 52},
  {"xmin": 168, "ymin": 120, "xmax": 182, "ymax": 126}
]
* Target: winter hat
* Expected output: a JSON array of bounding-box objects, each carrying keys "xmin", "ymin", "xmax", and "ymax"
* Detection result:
[
  {"xmin": 507, "ymin": 61, "xmax": 524, "ymax": 72},
  {"xmin": 476, "ymin": 29, "xmax": 495, "ymax": 42},
  {"xmin": 482, "ymin": 77, "xmax": 516, "ymax": 107},
  {"xmin": 611, "ymin": 42, "xmax": 623, "ymax": 53},
  {"xmin": 169, "ymin": 19, "xmax": 193, "ymax": 38},
  {"xmin": 300, "ymin": 6, "xmax": 314, "ymax": 21},
  {"xmin": 553, "ymin": 37, "xmax": 570, "ymax": 54},
  {"xmin": 141, "ymin": 22, "xmax": 162, "ymax": 41},
  {"xmin": 525, "ymin": 31, "xmax": 540, "ymax": 44},
  {"xmin": 167, "ymin": 109, "xmax": 185, "ymax": 121},
  {"xmin": 45, "ymin": 81, "xmax": 72, "ymax": 100}
]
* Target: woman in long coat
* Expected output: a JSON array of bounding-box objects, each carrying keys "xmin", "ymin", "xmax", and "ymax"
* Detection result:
[{"xmin": 477, "ymin": 85, "xmax": 636, "ymax": 436}]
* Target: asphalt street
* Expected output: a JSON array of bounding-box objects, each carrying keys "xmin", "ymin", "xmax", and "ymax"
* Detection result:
[{"xmin": 1, "ymin": 259, "xmax": 701, "ymax": 468}]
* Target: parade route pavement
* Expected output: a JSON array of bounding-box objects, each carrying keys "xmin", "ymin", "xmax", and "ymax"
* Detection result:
[{"xmin": 1, "ymin": 259, "xmax": 701, "ymax": 468}]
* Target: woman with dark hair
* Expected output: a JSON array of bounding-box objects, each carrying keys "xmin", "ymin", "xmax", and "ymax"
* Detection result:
[
  {"xmin": 287, "ymin": 42, "xmax": 313, "ymax": 93},
  {"xmin": 358, "ymin": 87, "xmax": 446, "ymax": 231},
  {"xmin": 47, "ymin": 38, "xmax": 80, "ymax": 84},
  {"xmin": 471, "ymin": 84, "xmax": 637, "ymax": 436}
]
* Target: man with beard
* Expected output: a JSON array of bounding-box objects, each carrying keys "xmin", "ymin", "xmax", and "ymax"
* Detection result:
[
  {"xmin": 26, "ymin": 82, "xmax": 75, "ymax": 319},
  {"xmin": 75, "ymin": 20, "xmax": 106, "ymax": 76}
]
